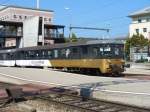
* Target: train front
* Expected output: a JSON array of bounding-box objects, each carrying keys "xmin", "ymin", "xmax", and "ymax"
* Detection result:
[{"xmin": 100, "ymin": 44, "xmax": 125, "ymax": 75}]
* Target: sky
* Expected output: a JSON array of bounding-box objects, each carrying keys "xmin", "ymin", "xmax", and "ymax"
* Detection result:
[{"xmin": 1, "ymin": 0, "xmax": 150, "ymax": 38}]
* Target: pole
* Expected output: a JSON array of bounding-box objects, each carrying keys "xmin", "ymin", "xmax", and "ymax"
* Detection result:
[
  {"xmin": 69, "ymin": 24, "xmax": 72, "ymax": 39},
  {"xmin": 37, "ymin": 0, "xmax": 40, "ymax": 9}
]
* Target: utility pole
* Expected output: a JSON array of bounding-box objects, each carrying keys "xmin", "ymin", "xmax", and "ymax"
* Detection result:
[{"xmin": 37, "ymin": 0, "xmax": 40, "ymax": 9}]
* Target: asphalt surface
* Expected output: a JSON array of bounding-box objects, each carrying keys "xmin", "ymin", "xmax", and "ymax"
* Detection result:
[{"xmin": 0, "ymin": 67, "xmax": 149, "ymax": 108}]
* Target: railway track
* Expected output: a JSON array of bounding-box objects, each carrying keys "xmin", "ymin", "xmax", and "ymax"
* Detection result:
[
  {"xmin": 0, "ymin": 82, "xmax": 149, "ymax": 112},
  {"xmin": 35, "ymin": 92, "xmax": 150, "ymax": 112}
]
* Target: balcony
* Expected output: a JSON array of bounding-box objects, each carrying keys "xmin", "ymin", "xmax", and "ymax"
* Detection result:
[
  {"xmin": 44, "ymin": 33, "xmax": 64, "ymax": 39},
  {"xmin": 0, "ymin": 30, "xmax": 22, "ymax": 37}
]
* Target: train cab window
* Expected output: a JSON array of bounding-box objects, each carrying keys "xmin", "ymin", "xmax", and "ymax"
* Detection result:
[
  {"xmin": 104, "ymin": 46, "xmax": 111, "ymax": 52},
  {"xmin": 113, "ymin": 45, "xmax": 124, "ymax": 58},
  {"xmin": 54, "ymin": 50, "xmax": 58, "ymax": 58},
  {"xmin": 103, "ymin": 45, "xmax": 112, "ymax": 57},
  {"xmin": 114, "ymin": 48, "xmax": 119, "ymax": 55}
]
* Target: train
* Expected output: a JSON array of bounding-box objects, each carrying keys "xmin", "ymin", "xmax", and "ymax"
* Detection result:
[{"xmin": 0, "ymin": 40, "xmax": 125, "ymax": 76}]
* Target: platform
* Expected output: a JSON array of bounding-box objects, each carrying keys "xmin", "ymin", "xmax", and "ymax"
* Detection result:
[{"xmin": 0, "ymin": 67, "xmax": 149, "ymax": 108}]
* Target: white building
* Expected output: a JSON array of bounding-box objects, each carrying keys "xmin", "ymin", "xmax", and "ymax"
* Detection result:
[
  {"xmin": 0, "ymin": 5, "xmax": 65, "ymax": 48},
  {"xmin": 0, "ymin": 5, "xmax": 53, "ymax": 24},
  {"xmin": 129, "ymin": 7, "xmax": 150, "ymax": 39}
]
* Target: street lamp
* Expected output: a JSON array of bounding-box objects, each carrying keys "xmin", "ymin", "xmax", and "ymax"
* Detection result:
[
  {"xmin": 37, "ymin": 0, "xmax": 40, "ymax": 9},
  {"xmin": 64, "ymin": 7, "xmax": 72, "ymax": 39}
]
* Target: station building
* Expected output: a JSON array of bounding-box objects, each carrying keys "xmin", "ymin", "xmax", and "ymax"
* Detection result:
[
  {"xmin": 129, "ymin": 7, "xmax": 150, "ymax": 39},
  {"xmin": 0, "ymin": 5, "xmax": 65, "ymax": 49}
]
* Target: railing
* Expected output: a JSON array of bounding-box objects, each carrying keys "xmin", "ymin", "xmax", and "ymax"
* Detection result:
[
  {"xmin": 44, "ymin": 33, "xmax": 64, "ymax": 38},
  {"xmin": 0, "ymin": 31, "xmax": 22, "ymax": 37}
]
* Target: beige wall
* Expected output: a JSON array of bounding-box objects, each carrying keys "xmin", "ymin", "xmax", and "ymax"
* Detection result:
[
  {"xmin": 129, "ymin": 15, "xmax": 150, "ymax": 39},
  {"xmin": 129, "ymin": 22, "xmax": 150, "ymax": 39},
  {"xmin": 0, "ymin": 7, "xmax": 53, "ymax": 24}
]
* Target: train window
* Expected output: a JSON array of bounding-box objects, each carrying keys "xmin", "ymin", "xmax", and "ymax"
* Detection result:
[
  {"xmin": 3, "ymin": 54, "xmax": 7, "ymax": 60},
  {"xmin": 26, "ymin": 51, "xmax": 36, "ymax": 59},
  {"xmin": 0, "ymin": 54, "xmax": 2, "ymax": 60},
  {"xmin": 114, "ymin": 48, "xmax": 119, "ymax": 55},
  {"xmin": 93, "ymin": 47, "xmax": 99, "ymax": 57},
  {"xmin": 99, "ymin": 47, "xmax": 104, "ymax": 55},
  {"xmin": 82, "ymin": 46, "xmax": 88, "ymax": 54},
  {"xmin": 18, "ymin": 51, "xmax": 24, "ymax": 60},
  {"xmin": 35, "ymin": 51, "xmax": 40, "ymax": 59},
  {"xmin": 48, "ymin": 50, "xmax": 53, "ymax": 58},
  {"xmin": 104, "ymin": 46, "xmax": 111, "ymax": 51},
  {"xmin": 113, "ymin": 45, "xmax": 124, "ymax": 58},
  {"xmin": 24, "ymin": 51, "xmax": 29, "ymax": 59},
  {"xmin": 71, "ymin": 47, "xmax": 80, "ymax": 59},
  {"xmin": 42, "ymin": 50, "xmax": 48, "ymax": 58},
  {"xmin": 72, "ymin": 48, "xmax": 78, "ymax": 53},
  {"xmin": 60, "ymin": 49, "xmax": 66, "ymax": 58},
  {"xmin": 54, "ymin": 50, "xmax": 58, "ymax": 58},
  {"xmin": 66, "ymin": 49, "xmax": 70, "ymax": 58}
]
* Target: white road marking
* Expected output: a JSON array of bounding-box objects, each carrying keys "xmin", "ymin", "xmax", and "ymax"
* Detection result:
[
  {"xmin": 0, "ymin": 72, "xmax": 65, "ymax": 87},
  {"xmin": 96, "ymin": 89, "xmax": 150, "ymax": 96}
]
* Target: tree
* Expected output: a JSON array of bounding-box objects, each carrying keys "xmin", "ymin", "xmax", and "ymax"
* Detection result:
[
  {"xmin": 125, "ymin": 34, "xmax": 150, "ymax": 60},
  {"xmin": 70, "ymin": 32, "xmax": 78, "ymax": 42},
  {"xmin": 64, "ymin": 32, "xmax": 78, "ymax": 43}
]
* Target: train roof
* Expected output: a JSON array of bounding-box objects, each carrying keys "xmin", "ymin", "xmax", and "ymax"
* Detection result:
[
  {"xmin": 0, "ymin": 40, "xmax": 124, "ymax": 53},
  {"xmin": 16, "ymin": 40, "xmax": 124, "ymax": 51},
  {"xmin": 0, "ymin": 48, "xmax": 17, "ymax": 53}
]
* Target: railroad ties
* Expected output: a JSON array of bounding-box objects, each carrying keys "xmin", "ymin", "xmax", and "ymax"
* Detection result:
[
  {"xmin": 37, "ymin": 93, "xmax": 150, "ymax": 112},
  {"xmin": 0, "ymin": 82, "xmax": 149, "ymax": 112}
]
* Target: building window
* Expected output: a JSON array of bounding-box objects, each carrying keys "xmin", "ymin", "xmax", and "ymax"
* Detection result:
[
  {"xmin": 143, "ymin": 28, "xmax": 147, "ymax": 33},
  {"xmin": 49, "ymin": 18, "xmax": 51, "ymax": 22},
  {"xmin": 138, "ymin": 19, "xmax": 142, "ymax": 23},
  {"xmin": 24, "ymin": 16, "xmax": 27, "ymax": 19},
  {"xmin": 19, "ymin": 16, "xmax": 22, "ymax": 19},
  {"xmin": 44, "ymin": 18, "xmax": 47, "ymax": 22},
  {"xmin": 11, "ymin": 43, "xmax": 13, "ymax": 46},
  {"xmin": 13, "ymin": 15, "xmax": 17, "ymax": 18},
  {"xmin": 135, "ymin": 29, "xmax": 139, "ymax": 34}
]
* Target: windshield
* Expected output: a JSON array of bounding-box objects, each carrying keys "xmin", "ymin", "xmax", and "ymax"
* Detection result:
[{"xmin": 92, "ymin": 44, "xmax": 124, "ymax": 59}]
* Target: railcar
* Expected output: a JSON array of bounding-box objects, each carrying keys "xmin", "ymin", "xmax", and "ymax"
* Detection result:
[{"xmin": 0, "ymin": 40, "xmax": 125, "ymax": 76}]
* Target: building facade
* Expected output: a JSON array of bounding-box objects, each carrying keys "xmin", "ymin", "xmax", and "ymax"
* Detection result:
[
  {"xmin": 0, "ymin": 5, "xmax": 53, "ymax": 24},
  {"xmin": 129, "ymin": 7, "xmax": 150, "ymax": 39},
  {"xmin": 0, "ymin": 5, "xmax": 65, "ymax": 49}
]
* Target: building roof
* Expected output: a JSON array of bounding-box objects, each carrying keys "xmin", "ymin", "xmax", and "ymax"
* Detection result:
[
  {"xmin": 129, "ymin": 7, "xmax": 150, "ymax": 17},
  {"xmin": 0, "ymin": 5, "xmax": 6, "ymax": 10},
  {"xmin": 0, "ymin": 5, "xmax": 54, "ymax": 13}
]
